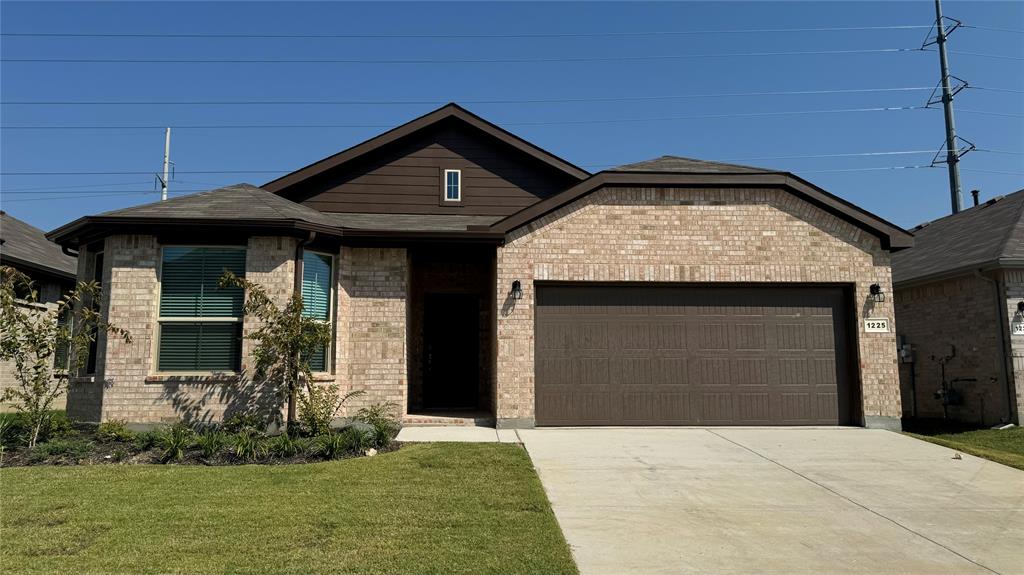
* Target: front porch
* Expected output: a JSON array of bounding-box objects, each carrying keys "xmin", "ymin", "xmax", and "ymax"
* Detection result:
[{"xmin": 405, "ymin": 246, "xmax": 496, "ymax": 426}]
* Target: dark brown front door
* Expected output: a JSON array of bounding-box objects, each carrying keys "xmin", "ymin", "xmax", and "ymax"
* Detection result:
[
  {"xmin": 424, "ymin": 293, "xmax": 480, "ymax": 409},
  {"xmin": 535, "ymin": 285, "xmax": 853, "ymax": 426}
]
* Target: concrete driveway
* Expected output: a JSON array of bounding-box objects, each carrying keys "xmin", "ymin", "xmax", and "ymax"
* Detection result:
[{"xmin": 520, "ymin": 428, "xmax": 1023, "ymax": 575}]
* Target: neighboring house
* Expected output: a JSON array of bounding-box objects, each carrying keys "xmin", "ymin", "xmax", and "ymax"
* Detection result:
[
  {"xmin": 0, "ymin": 211, "xmax": 78, "ymax": 410},
  {"xmin": 892, "ymin": 190, "xmax": 1024, "ymax": 426},
  {"xmin": 46, "ymin": 103, "xmax": 912, "ymax": 430}
]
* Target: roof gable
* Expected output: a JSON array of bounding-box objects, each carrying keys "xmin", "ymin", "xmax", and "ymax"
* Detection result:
[
  {"xmin": 263, "ymin": 103, "xmax": 589, "ymax": 196},
  {"xmin": 892, "ymin": 189, "xmax": 1024, "ymax": 285},
  {"xmin": 1, "ymin": 211, "xmax": 77, "ymax": 278},
  {"xmin": 486, "ymin": 170, "xmax": 913, "ymax": 251}
]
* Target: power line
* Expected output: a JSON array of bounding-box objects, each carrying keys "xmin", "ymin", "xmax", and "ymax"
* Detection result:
[
  {"xmin": 962, "ymin": 25, "xmax": 1024, "ymax": 34},
  {"xmin": 2, "ymin": 189, "xmax": 208, "ymax": 195},
  {"xmin": 0, "ymin": 86, "xmax": 943, "ymax": 107},
  {"xmin": 0, "ymin": 48, "xmax": 926, "ymax": 65},
  {"xmin": 947, "ymin": 50, "xmax": 1024, "ymax": 61},
  {"xmin": 961, "ymin": 168, "xmax": 1024, "ymax": 176},
  {"xmin": 0, "ymin": 25, "xmax": 936, "ymax": 39},
  {"xmin": 0, "ymin": 180, "xmax": 152, "ymax": 192},
  {"xmin": 968, "ymin": 86, "xmax": 1024, "ymax": 94},
  {"xmin": 0, "ymin": 105, "xmax": 938, "ymax": 134},
  {"xmin": 958, "ymin": 109, "xmax": 1024, "ymax": 118}
]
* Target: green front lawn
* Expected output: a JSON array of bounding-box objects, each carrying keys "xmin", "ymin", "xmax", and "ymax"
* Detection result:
[
  {"xmin": 905, "ymin": 426, "xmax": 1024, "ymax": 471},
  {"xmin": 1, "ymin": 443, "xmax": 578, "ymax": 575}
]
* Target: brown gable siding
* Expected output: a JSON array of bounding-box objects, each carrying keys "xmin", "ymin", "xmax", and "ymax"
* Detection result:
[{"xmin": 290, "ymin": 120, "xmax": 578, "ymax": 216}]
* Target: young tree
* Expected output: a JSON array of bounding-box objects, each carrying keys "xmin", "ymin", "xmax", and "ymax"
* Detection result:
[
  {"xmin": 0, "ymin": 265, "xmax": 131, "ymax": 447},
  {"xmin": 219, "ymin": 271, "xmax": 358, "ymax": 435}
]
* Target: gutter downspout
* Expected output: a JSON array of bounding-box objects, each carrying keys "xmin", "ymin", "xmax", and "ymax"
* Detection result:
[
  {"xmin": 975, "ymin": 269, "xmax": 1014, "ymax": 424},
  {"xmin": 62, "ymin": 245, "xmax": 79, "ymax": 258},
  {"xmin": 287, "ymin": 231, "xmax": 316, "ymax": 433}
]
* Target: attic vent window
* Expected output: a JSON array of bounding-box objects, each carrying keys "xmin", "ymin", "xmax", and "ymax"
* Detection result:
[{"xmin": 444, "ymin": 169, "xmax": 461, "ymax": 202}]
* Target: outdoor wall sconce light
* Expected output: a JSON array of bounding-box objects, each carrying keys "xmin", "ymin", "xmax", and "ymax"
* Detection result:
[
  {"xmin": 1017, "ymin": 301, "xmax": 1024, "ymax": 313},
  {"xmin": 511, "ymin": 280, "xmax": 523, "ymax": 301},
  {"xmin": 869, "ymin": 283, "xmax": 885, "ymax": 303}
]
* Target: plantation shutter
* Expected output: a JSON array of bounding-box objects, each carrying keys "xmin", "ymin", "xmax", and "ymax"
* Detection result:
[
  {"xmin": 160, "ymin": 247, "xmax": 245, "ymax": 317},
  {"xmin": 157, "ymin": 247, "xmax": 246, "ymax": 372},
  {"xmin": 302, "ymin": 252, "xmax": 332, "ymax": 321},
  {"xmin": 302, "ymin": 252, "xmax": 333, "ymax": 372}
]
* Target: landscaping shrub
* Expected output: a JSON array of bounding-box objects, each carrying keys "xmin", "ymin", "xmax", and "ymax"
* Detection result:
[
  {"xmin": 96, "ymin": 419, "xmax": 136, "ymax": 443},
  {"xmin": 298, "ymin": 384, "xmax": 364, "ymax": 437},
  {"xmin": 196, "ymin": 430, "xmax": 229, "ymax": 459},
  {"xmin": 232, "ymin": 430, "xmax": 269, "ymax": 462},
  {"xmin": 29, "ymin": 438, "xmax": 93, "ymax": 462},
  {"xmin": 134, "ymin": 429, "xmax": 161, "ymax": 450},
  {"xmin": 157, "ymin": 423, "xmax": 196, "ymax": 463},
  {"xmin": 268, "ymin": 433, "xmax": 309, "ymax": 458},
  {"xmin": 1, "ymin": 411, "xmax": 76, "ymax": 447},
  {"xmin": 355, "ymin": 402, "xmax": 401, "ymax": 449},
  {"xmin": 313, "ymin": 432, "xmax": 347, "ymax": 460},
  {"xmin": 222, "ymin": 413, "xmax": 266, "ymax": 434}
]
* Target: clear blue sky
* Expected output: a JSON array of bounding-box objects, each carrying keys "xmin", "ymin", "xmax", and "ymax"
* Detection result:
[{"xmin": 2, "ymin": 1, "xmax": 1021, "ymax": 232}]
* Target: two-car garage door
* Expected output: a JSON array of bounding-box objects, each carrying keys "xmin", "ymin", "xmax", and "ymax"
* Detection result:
[{"xmin": 534, "ymin": 285, "xmax": 854, "ymax": 426}]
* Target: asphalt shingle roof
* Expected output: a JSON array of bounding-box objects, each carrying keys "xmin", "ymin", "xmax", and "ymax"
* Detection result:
[
  {"xmin": 892, "ymin": 189, "xmax": 1024, "ymax": 285},
  {"xmin": 610, "ymin": 155, "xmax": 779, "ymax": 174},
  {"xmin": 97, "ymin": 183, "xmax": 340, "ymax": 228},
  {"xmin": 0, "ymin": 211, "xmax": 78, "ymax": 277},
  {"xmin": 90, "ymin": 184, "xmax": 499, "ymax": 232}
]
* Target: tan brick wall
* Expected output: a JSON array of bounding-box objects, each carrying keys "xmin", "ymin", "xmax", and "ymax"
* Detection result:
[
  {"xmin": 895, "ymin": 274, "xmax": 1009, "ymax": 425},
  {"xmin": 495, "ymin": 186, "xmax": 901, "ymax": 427},
  {"xmin": 336, "ymin": 247, "xmax": 408, "ymax": 416},
  {"xmin": 0, "ymin": 265, "xmax": 74, "ymax": 412},
  {"xmin": 90, "ymin": 235, "xmax": 297, "ymax": 425},
  {"xmin": 1001, "ymin": 269, "xmax": 1024, "ymax": 424}
]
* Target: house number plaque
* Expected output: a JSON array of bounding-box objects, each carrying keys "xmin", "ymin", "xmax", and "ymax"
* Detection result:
[{"xmin": 864, "ymin": 318, "xmax": 889, "ymax": 333}]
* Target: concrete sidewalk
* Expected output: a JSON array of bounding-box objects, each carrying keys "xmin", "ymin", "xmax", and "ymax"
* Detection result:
[{"xmin": 396, "ymin": 426, "xmax": 520, "ymax": 443}]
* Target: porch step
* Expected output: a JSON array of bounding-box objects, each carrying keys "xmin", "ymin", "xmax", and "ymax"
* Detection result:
[{"xmin": 403, "ymin": 413, "xmax": 496, "ymax": 427}]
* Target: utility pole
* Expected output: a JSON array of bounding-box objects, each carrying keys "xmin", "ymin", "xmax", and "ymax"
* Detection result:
[
  {"xmin": 160, "ymin": 127, "xmax": 171, "ymax": 201},
  {"xmin": 933, "ymin": 0, "xmax": 962, "ymax": 214}
]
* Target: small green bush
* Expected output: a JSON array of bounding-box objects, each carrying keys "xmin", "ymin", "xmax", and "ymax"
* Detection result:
[
  {"xmin": 157, "ymin": 423, "xmax": 196, "ymax": 463},
  {"xmin": 112, "ymin": 447, "xmax": 130, "ymax": 462},
  {"xmin": 1, "ymin": 410, "xmax": 75, "ymax": 447},
  {"xmin": 222, "ymin": 413, "xmax": 265, "ymax": 434},
  {"xmin": 196, "ymin": 430, "xmax": 229, "ymax": 459},
  {"xmin": 313, "ymin": 432, "xmax": 348, "ymax": 460},
  {"xmin": 267, "ymin": 433, "xmax": 310, "ymax": 458},
  {"xmin": 134, "ymin": 429, "xmax": 160, "ymax": 450},
  {"xmin": 232, "ymin": 430, "xmax": 268, "ymax": 462},
  {"xmin": 29, "ymin": 438, "xmax": 93, "ymax": 461},
  {"xmin": 355, "ymin": 402, "xmax": 400, "ymax": 449},
  {"xmin": 341, "ymin": 427, "xmax": 372, "ymax": 453},
  {"xmin": 97, "ymin": 419, "xmax": 136, "ymax": 443}
]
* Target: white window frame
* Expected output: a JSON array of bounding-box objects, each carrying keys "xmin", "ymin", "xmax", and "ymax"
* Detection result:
[
  {"xmin": 443, "ymin": 169, "xmax": 462, "ymax": 202},
  {"xmin": 154, "ymin": 244, "xmax": 246, "ymax": 375},
  {"xmin": 300, "ymin": 249, "xmax": 335, "ymax": 374}
]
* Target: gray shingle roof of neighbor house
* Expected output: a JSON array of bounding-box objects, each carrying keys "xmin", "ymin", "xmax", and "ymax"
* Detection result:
[
  {"xmin": 612, "ymin": 155, "xmax": 779, "ymax": 174},
  {"xmin": 0, "ymin": 211, "xmax": 78, "ymax": 279},
  {"xmin": 892, "ymin": 189, "xmax": 1024, "ymax": 286}
]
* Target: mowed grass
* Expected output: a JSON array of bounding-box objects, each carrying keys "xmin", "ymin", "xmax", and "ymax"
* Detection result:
[
  {"xmin": 0, "ymin": 443, "xmax": 578, "ymax": 575},
  {"xmin": 905, "ymin": 426, "xmax": 1024, "ymax": 471}
]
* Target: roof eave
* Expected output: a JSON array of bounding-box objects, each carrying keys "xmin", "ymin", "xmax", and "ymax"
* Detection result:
[{"xmin": 0, "ymin": 254, "xmax": 77, "ymax": 281}]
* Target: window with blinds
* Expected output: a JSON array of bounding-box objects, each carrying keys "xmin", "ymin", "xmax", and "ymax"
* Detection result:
[
  {"xmin": 157, "ymin": 247, "xmax": 246, "ymax": 372},
  {"xmin": 302, "ymin": 251, "xmax": 334, "ymax": 372}
]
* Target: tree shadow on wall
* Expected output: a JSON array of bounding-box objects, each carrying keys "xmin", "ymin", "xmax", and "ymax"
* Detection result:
[{"xmin": 157, "ymin": 370, "xmax": 282, "ymax": 429}]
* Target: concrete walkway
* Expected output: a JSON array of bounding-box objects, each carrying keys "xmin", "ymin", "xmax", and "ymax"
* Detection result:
[
  {"xmin": 396, "ymin": 426, "xmax": 519, "ymax": 443},
  {"xmin": 520, "ymin": 428, "xmax": 1024, "ymax": 575}
]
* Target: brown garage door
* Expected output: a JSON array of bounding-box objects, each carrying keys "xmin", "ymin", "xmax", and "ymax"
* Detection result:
[{"xmin": 535, "ymin": 285, "xmax": 853, "ymax": 426}]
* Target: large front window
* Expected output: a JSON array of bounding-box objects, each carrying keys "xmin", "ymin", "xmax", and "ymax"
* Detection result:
[
  {"xmin": 301, "ymin": 251, "xmax": 334, "ymax": 372},
  {"xmin": 157, "ymin": 247, "xmax": 246, "ymax": 372}
]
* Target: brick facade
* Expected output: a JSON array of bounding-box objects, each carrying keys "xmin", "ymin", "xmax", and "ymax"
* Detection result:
[
  {"xmin": 894, "ymin": 271, "xmax": 1023, "ymax": 426},
  {"xmin": 494, "ymin": 186, "xmax": 901, "ymax": 428},
  {"xmin": 1003, "ymin": 270, "xmax": 1024, "ymax": 423},
  {"xmin": 67, "ymin": 188, "xmax": 904, "ymax": 429}
]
